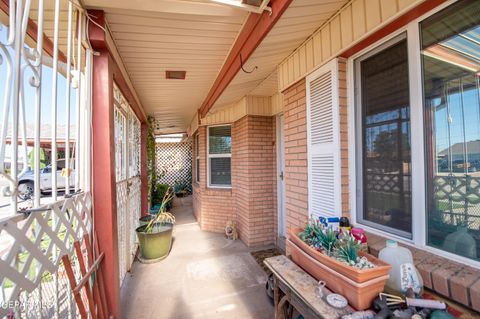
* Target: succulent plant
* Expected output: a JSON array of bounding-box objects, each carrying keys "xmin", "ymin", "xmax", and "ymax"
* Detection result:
[
  {"xmin": 299, "ymin": 219, "xmax": 322, "ymax": 246},
  {"xmin": 317, "ymin": 226, "xmax": 337, "ymax": 256},
  {"xmin": 335, "ymin": 235, "xmax": 361, "ymax": 266}
]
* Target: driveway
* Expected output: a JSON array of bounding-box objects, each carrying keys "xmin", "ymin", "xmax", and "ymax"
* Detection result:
[{"xmin": 120, "ymin": 197, "xmax": 274, "ymax": 319}]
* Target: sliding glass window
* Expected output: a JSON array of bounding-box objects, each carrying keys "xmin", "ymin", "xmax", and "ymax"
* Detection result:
[{"xmin": 421, "ymin": 0, "xmax": 480, "ymax": 261}]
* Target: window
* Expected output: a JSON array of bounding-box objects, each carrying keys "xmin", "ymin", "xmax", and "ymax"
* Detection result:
[
  {"xmin": 195, "ymin": 133, "xmax": 200, "ymax": 183},
  {"xmin": 208, "ymin": 126, "xmax": 232, "ymax": 187},
  {"xmin": 355, "ymin": 35, "xmax": 413, "ymax": 238},
  {"xmin": 421, "ymin": 0, "xmax": 480, "ymax": 261}
]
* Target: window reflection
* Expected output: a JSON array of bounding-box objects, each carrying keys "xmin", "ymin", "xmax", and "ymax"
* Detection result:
[
  {"xmin": 422, "ymin": 0, "xmax": 480, "ymax": 261},
  {"xmin": 357, "ymin": 38, "xmax": 413, "ymax": 236}
]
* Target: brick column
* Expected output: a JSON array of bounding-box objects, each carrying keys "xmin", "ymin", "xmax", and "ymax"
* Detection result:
[
  {"xmin": 282, "ymin": 79, "xmax": 309, "ymax": 231},
  {"xmin": 233, "ymin": 115, "xmax": 275, "ymax": 247}
]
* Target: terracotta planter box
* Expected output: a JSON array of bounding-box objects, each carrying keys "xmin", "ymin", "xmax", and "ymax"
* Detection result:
[{"xmin": 287, "ymin": 228, "xmax": 391, "ymax": 310}]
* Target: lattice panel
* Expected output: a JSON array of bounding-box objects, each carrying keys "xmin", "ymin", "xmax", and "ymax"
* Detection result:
[
  {"xmin": 116, "ymin": 180, "xmax": 128, "ymax": 285},
  {"xmin": 128, "ymin": 177, "xmax": 141, "ymax": 265},
  {"xmin": 128, "ymin": 114, "xmax": 141, "ymax": 178},
  {"xmin": 365, "ymin": 172, "xmax": 408, "ymax": 193},
  {"xmin": 0, "ymin": 192, "xmax": 92, "ymax": 318},
  {"xmin": 433, "ymin": 175, "xmax": 480, "ymax": 229},
  {"xmin": 155, "ymin": 142, "xmax": 192, "ymax": 186}
]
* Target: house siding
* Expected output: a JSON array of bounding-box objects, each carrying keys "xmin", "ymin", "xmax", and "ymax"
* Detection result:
[{"xmin": 278, "ymin": 0, "xmax": 425, "ymax": 91}]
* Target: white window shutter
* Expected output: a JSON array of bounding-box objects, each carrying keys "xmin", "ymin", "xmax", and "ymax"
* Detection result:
[{"xmin": 306, "ymin": 59, "xmax": 341, "ymax": 219}]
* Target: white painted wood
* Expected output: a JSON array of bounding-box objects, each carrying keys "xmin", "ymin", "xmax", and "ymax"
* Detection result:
[{"xmin": 306, "ymin": 59, "xmax": 341, "ymax": 219}]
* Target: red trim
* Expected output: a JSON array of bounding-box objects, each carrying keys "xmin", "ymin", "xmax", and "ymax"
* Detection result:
[
  {"xmin": 198, "ymin": 0, "xmax": 293, "ymax": 118},
  {"xmin": 91, "ymin": 49, "xmax": 119, "ymax": 319},
  {"xmin": 339, "ymin": 0, "xmax": 449, "ymax": 58},
  {"xmin": 88, "ymin": 10, "xmax": 146, "ymax": 124},
  {"xmin": 0, "ymin": 0, "xmax": 67, "ymax": 63}
]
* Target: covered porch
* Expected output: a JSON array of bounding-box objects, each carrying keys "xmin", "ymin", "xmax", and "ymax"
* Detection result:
[
  {"xmin": 1, "ymin": 0, "xmax": 480, "ymax": 318},
  {"xmin": 120, "ymin": 197, "xmax": 273, "ymax": 319}
]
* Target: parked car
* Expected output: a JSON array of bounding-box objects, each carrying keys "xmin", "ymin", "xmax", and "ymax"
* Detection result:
[{"xmin": 17, "ymin": 159, "xmax": 75, "ymax": 200}]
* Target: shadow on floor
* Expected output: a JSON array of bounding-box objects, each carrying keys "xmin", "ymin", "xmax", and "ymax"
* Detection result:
[{"xmin": 120, "ymin": 196, "xmax": 274, "ymax": 319}]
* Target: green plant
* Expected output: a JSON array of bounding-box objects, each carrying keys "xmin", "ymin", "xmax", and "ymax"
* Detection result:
[
  {"xmin": 299, "ymin": 220, "xmax": 337, "ymax": 255},
  {"xmin": 318, "ymin": 227, "xmax": 338, "ymax": 256},
  {"xmin": 144, "ymin": 187, "xmax": 176, "ymax": 233},
  {"xmin": 152, "ymin": 183, "xmax": 173, "ymax": 209},
  {"xmin": 146, "ymin": 116, "xmax": 157, "ymax": 205},
  {"xmin": 299, "ymin": 219, "xmax": 323, "ymax": 246},
  {"xmin": 173, "ymin": 178, "xmax": 192, "ymax": 195},
  {"xmin": 335, "ymin": 235, "xmax": 361, "ymax": 266}
]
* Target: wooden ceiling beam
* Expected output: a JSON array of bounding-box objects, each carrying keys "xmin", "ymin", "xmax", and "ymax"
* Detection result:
[{"xmin": 198, "ymin": 0, "xmax": 293, "ymax": 119}]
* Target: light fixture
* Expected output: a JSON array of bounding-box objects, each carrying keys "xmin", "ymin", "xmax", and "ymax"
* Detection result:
[{"xmin": 211, "ymin": 0, "xmax": 271, "ymax": 14}]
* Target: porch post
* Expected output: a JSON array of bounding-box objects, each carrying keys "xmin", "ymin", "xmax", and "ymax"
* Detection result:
[
  {"xmin": 141, "ymin": 122, "xmax": 149, "ymax": 216},
  {"xmin": 89, "ymin": 10, "xmax": 120, "ymax": 318}
]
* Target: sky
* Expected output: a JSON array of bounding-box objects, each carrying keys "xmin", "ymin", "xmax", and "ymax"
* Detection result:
[{"xmin": 0, "ymin": 26, "xmax": 76, "ymax": 134}]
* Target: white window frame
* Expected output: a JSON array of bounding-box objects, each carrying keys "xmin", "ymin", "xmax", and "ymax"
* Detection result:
[
  {"xmin": 195, "ymin": 133, "xmax": 200, "ymax": 183},
  {"xmin": 207, "ymin": 124, "xmax": 232, "ymax": 188},
  {"xmin": 347, "ymin": 0, "xmax": 480, "ymax": 268}
]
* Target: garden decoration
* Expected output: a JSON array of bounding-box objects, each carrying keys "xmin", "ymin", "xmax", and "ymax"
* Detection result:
[{"xmin": 288, "ymin": 218, "xmax": 391, "ymax": 310}]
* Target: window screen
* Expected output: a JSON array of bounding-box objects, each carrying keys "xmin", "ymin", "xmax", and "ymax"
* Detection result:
[{"xmin": 208, "ymin": 126, "xmax": 232, "ymax": 186}]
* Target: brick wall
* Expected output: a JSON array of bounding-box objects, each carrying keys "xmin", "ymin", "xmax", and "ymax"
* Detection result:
[
  {"xmin": 195, "ymin": 115, "xmax": 278, "ymax": 247},
  {"xmin": 283, "ymin": 78, "xmax": 309, "ymax": 230},
  {"xmin": 192, "ymin": 126, "xmax": 235, "ymax": 233},
  {"xmin": 192, "ymin": 117, "xmax": 275, "ymax": 244},
  {"xmin": 338, "ymin": 58, "xmax": 350, "ymax": 217},
  {"xmin": 281, "ymin": 59, "xmax": 351, "ymax": 235},
  {"xmin": 233, "ymin": 115, "xmax": 275, "ymax": 247}
]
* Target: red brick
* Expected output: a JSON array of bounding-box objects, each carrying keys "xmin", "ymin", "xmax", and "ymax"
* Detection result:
[
  {"xmin": 450, "ymin": 266, "xmax": 480, "ymax": 307},
  {"xmin": 432, "ymin": 261, "xmax": 464, "ymax": 295},
  {"xmin": 471, "ymin": 279, "xmax": 480, "ymax": 312}
]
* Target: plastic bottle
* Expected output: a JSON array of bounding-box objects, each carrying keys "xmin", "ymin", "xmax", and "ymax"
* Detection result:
[
  {"xmin": 378, "ymin": 240, "xmax": 423, "ymax": 294},
  {"xmin": 442, "ymin": 227, "xmax": 477, "ymax": 259}
]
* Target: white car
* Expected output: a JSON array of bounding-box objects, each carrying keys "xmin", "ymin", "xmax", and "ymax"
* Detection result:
[{"xmin": 17, "ymin": 159, "xmax": 75, "ymax": 200}]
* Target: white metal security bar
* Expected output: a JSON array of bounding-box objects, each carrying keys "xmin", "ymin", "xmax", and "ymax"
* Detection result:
[
  {"xmin": 114, "ymin": 84, "xmax": 141, "ymax": 286},
  {"xmin": 0, "ymin": 0, "xmax": 94, "ymax": 317}
]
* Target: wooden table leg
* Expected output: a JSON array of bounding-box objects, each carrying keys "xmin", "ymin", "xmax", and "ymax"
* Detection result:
[
  {"xmin": 274, "ymin": 276, "xmax": 280, "ymax": 319},
  {"xmin": 277, "ymin": 295, "xmax": 290, "ymax": 319}
]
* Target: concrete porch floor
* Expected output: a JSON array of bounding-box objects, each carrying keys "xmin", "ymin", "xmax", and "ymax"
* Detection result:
[{"xmin": 120, "ymin": 196, "xmax": 274, "ymax": 318}]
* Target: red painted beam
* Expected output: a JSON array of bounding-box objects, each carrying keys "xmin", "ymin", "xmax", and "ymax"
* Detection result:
[
  {"xmin": 0, "ymin": 0, "xmax": 67, "ymax": 63},
  {"xmin": 91, "ymin": 48, "xmax": 119, "ymax": 319},
  {"xmin": 198, "ymin": 0, "xmax": 293, "ymax": 118},
  {"xmin": 339, "ymin": 0, "xmax": 448, "ymax": 58}
]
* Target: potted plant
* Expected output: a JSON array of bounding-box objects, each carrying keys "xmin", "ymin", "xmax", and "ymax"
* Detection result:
[
  {"xmin": 287, "ymin": 219, "xmax": 391, "ymax": 310},
  {"xmin": 173, "ymin": 178, "xmax": 192, "ymax": 198},
  {"xmin": 136, "ymin": 188, "xmax": 175, "ymax": 261}
]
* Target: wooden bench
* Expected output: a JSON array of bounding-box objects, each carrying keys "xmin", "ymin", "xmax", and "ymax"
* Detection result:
[{"xmin": 264, "ymin": 255, "xmax": 354, "ymax": 319}]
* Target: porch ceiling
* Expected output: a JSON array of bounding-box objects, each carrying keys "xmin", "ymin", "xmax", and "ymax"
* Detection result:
[
  {"xmin": 84, "ymin": 0, "xmax": 248, "ymax": 134},
  {"xmin": 82, "ymin": 0, "xmax": 348, "ymax": 134},
  {"xmin": 211, "ymin": 0, "xmax": 349, "ymax": 111}
]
